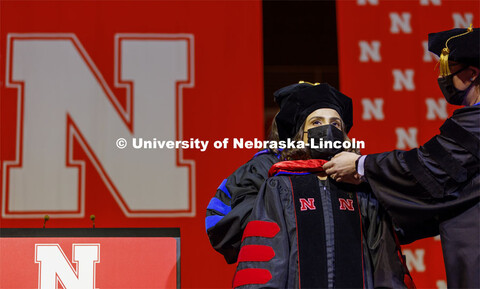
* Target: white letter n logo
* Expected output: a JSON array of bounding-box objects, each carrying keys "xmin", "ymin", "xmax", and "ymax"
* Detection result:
[
  {"xmin": 35, "ymin": 244, "xmax": 100, "ymax": 289},
  {"xmin": 3, "ymin": 33, "xmax": 196, "ymax": 218}
]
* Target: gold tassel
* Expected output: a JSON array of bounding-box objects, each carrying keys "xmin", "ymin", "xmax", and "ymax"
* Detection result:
[
  {"xmin": 438, "ymin": 24, "xmax": 474, "ymax": 77},
  {"xmin": 439, "ymin": 47, "xmax": 450, "ymax": 77},
  {"xmin": 298, "ymin": 80, "xmax": 320, "ymax": 86}
]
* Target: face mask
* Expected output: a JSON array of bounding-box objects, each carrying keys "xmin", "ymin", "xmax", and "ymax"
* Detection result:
[
  {"xmin": 306, "ymin": 124, "xmax": 345, "ymax": 160},
  {"xmin": 437, "ymin": 66, "xmax": 474, "ymax": 105}
]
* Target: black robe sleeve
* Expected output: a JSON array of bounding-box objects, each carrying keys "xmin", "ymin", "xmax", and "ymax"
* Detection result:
[
  {"xmin": 364, "ymin": 106, "xmax": 480, "ymax": 288},
  {"xmin": 206, "ymin": 152, "xmax": 279, "ymax": 263},
  {"xmin": 364, "ymin": 105, "xmax": 480, "ymax": 243},
  {"xmin": 233, "ymin": 176, "xmax": 298, "ymax": 289}
]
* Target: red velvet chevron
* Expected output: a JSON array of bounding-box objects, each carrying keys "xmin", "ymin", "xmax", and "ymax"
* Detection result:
[
  {"xmin": 268, "ymin": 159, "xmax": 328, "ymax": 177},
  {"xmin": 233, "ymin": 268, "xmax": 272, "ymax": 288},
  {"xmin": 237, "ymin": 245, "xmax": 275, "ymax": 262},
  {"xmin": 233, "ymin": 221, "xmax": 280, "ymax": 288},
  {"xmin": 242, "ymin": 220, "xmax": 280, "ymax": 241}
]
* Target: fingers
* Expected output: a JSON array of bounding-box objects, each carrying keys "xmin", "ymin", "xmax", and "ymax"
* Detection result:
[
  {"xmin": 323, "ymin": 161, "xmax": 336, "ymax": 175},
  {"xmin": 329, "ymin": 169, "xmax": 362, "ymax": 184},
  {"xmin": 324, "ymin": 166, "xmax": 336, "ymax": 175},
  {"xmin": 323, "ymin": 161, "xmax": 334, "ymax": 170},
  {"xmin": 332, "ymin": 175, "xmax": 360, "ymax": 185}
]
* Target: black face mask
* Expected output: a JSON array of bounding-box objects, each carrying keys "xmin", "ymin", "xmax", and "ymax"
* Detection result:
[
  {"xmin": 306, "ymin": 124, "xmax": 345, "ymax": 160},
  {"xmin": 437, "ymin": 66, "xmax": 474, "ymax": 105}
]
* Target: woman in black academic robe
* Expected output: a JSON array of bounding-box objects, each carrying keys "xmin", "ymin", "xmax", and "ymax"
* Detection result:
[{"xmin": 233, "ymin": 84, "xmax": 413, "ymax": 289}]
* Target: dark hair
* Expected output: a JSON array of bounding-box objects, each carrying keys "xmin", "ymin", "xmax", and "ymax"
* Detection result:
[
  {"xmin": 267, "ymin": 112, "xmax": 280, "ymax": 142},
  {"xmin": 266, "ymin": 112, "xmax": 282, "ymax": 155}
]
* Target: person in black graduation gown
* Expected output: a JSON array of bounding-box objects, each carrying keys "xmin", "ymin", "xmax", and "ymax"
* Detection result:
[
  {"xmin": 324, "ymin": 26, "xmax": 480, "ymax": 288},
  {"xmin": 205, "ymin": 82, "xmax": 316, "ymax": 264},
  {"xmin": 233, "ymin": 83, "xmax": 413, "ymax": 289}
]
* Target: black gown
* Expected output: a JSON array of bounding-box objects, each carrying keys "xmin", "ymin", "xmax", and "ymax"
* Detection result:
[
  {"xmin": 233, "ymin": 161, "xmax": 412, "ymax": 289},
  {"xmin": 364, "ymin": 105, "xmax": 480, "ymax": 288}
]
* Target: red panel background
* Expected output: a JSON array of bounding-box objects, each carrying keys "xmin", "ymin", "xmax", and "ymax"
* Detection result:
[
  {"xmin": 0, "ymin": 1, "xmax": 263, "ymax": 288},
  {"xmin": 1, "ymin": 237, "xmax": 177, "ymax": 288},
  {"xmin": 336, "ymin": 0, "xmax": 479, "ymax": 288}
]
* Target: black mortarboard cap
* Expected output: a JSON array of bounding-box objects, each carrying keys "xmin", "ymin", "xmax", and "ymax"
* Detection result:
[
  {"xmin": 274, "ymin": 82, "xmax": 353, "ymax": 141},
  {"xmin": 428, "ymin": 25, "xmax": 479, "ymax": 75}
]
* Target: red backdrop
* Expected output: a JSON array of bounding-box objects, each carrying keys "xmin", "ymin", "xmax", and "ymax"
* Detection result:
[
  {"xmin": 3, "ymin": 1, "xmax": 479, "ymax": 288},
  {"xmin": 1, "ymin": 1, "xmax": 262, "ymax": 288},
  {"xmin": 1, "ymin": 236, "xmax": 178, "ymax": 288},
  {"xmin": 337, "ymin": 0, "xmax": 479, "ymax": 288}
]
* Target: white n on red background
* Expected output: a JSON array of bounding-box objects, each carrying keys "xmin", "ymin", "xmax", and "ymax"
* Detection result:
[
  {"xmin": 1, "ymin": 237, "xmax": 177, "ymax": 288},
  {"xmin": 0, "ymin": 1, "xmax": 263, "ymax": 288}
]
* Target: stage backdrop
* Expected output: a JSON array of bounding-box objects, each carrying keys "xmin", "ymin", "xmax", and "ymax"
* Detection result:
[
  {"xmin": 337, "ymin": 0, "xmax": 479, "ymax": 288},
  {"xmin": 0, "ymin": 1, "xmax": 263, "ymax": 288}
]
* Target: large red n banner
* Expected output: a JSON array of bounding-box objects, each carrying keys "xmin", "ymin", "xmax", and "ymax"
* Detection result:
[
  {"xmin": 337, "ymin": 0, "xmax": 479, "ymax": 288},
  {"xmin": 1, "ymin": 1, "xmax": 262, "ymax": 288}
]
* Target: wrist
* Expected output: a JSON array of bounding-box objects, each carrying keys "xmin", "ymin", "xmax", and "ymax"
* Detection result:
[{"xmin": 354, "ymin": 156, "xmax": 361, "ymax": 173}]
